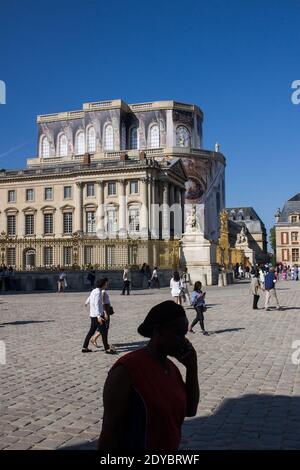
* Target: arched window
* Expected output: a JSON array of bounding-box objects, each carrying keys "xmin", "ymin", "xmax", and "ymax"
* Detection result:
[
  {"xmin": 41, "ymin": 136, "xmax": 50, "ymax": 158},
  {"xmin": 121, "ymin": 123, "xmax": 126, "ymax": 150},
  {"xmin": 87, "ymin": 127, "xmax": 96, "ymax": 153},
  {"xmin": 104, "ymin": 124, "xmax": 114, "ymax": 150},
  {"xmin": 149, "ymin": 124, "xmax": 160, "ymax": 148},
  {"xmin": 176, "ymin": 126, "xmax": 190, "ymax": 147},
  {"xmin": 58, "ymin": 134, "xmax": 68, "ymax": 157},
  {"xmin": 129, "ymin": 127, "xmax": 138, "ymax": 149},
  {"xmin": 75, "ymin": 131, "xmax": 85, "ymax": 155}
]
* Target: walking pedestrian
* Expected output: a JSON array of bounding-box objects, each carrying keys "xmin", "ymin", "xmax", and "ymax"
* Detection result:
[
  {"xmin": 245, "ymin": 266, "xmax": 250, "ymax": 279},
  {"xmin": 90, "ymin": 278, "xmax": 116, "ymax": 354},
  {"xmin": 151, "ymin": 267, "xmax": 160, "ymax": 289},
  {"xmin": 264, "ymin": 267, "xmax": 281, "ymax": 311},
  {"xmin": 57, "ymin": 269, "xmax": 67, "ymax": 292},
  {"xmin": 87, "ymin": 267, "xmax": 96, "ymax": 289},
  {"xmin": 250, "ymin": 270, "xmax": 261, "ymax": 309},
  {"xmin": 82, "ymin": 279, "xmax": 105, "ymax": 353},
  {"xmin": 189, "ymin": 281, "xmax": 208, "ymax": 335},
  {"xmin": 122, "ymin": 266, "xmax": 131, "ymax": 295},
  {"xmin": 98, "ymin": 301, "xmax": 199, "ymax": 451},
  {"xmin": 180, "ymin": 267, "xmax": 191, "ymax": 305},
  {"xmin": 170, "ymin": 271, "xmax": 184, "ymax": 305}
]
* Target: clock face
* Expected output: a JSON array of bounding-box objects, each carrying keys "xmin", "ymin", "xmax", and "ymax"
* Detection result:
[{"xmin": 176, "ymin": 126, "xmax": 190, "ymax": 147}]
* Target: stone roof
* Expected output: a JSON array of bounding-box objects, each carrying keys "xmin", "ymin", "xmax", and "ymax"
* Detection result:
[{"xmin": 278, "ymin": 194, "xmax": 300, "ymax": 223}]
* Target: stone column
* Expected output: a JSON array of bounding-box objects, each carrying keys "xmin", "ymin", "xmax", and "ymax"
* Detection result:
[
  {"xmin": 140, "ymin": 178, "xmax": 149, "ymax": 239},
  {"xmin": 162, "ymin": 181, "xmax": 170, "ymax": 240},
  {"xmin": 148, "ymin": 175, "xmax": 152, "ymax": 235},
  {"xmin": 169, "ymin": 184, "xmax": 175, "ymax": 239},
  {"xmin": 151, "ymin": 177, "xmax": 159, "ymax": 239},
  {"xmin": 119, "ymin": 179, "xmax": 127, "ymax": 239},
  {"xmin": 97, "ymin": 181, "xmax": 105, "ymax": 239},
  {"xmin": 174, "ymin": 187, "xmax": 182, "ymax": 238},
  {"xmin": 180, "ymin": 189, "xmax": 185, "ymax": 235},
  {"xmin": 75, "ymin": 182, "xmax": 84, "ymax": 233}
]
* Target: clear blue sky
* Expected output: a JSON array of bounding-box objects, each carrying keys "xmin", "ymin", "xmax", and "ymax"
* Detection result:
[{"xmin": 0, "ymin": 0, "xmax": 299, "ymax": 237}]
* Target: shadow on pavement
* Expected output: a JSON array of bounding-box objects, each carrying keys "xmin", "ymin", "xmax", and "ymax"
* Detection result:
[
  {"xmin": 59, "ymin": 395, "xmax": 300, "ymax": 450},
  {"xmin": 209, "ymin": 328, "xmax": 245, "ymax": 335},
  {"xmin": 0, "ymin": 320, "xmax": 55, "ymax": 326}
]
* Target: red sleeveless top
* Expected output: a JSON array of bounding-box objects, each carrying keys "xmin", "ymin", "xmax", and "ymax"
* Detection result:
[{"xmin": 112, "ymin": 348, "xmax": 187, "ymax": 451}]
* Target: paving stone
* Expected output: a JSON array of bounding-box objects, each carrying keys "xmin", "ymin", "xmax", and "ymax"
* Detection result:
[{"xmin": 1, "ymin": 283, "xmax": 300, "ymax": 450}]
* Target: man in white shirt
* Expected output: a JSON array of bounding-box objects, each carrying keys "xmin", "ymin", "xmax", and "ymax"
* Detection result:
[{"xmin": 82, "ymin": 280, "xmax": 105, "ymax": 352}]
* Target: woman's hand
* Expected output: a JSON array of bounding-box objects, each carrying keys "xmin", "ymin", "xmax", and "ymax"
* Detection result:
[{"xmin": 173, "ymin": 339, "xmax": 197, "ymax": 369}]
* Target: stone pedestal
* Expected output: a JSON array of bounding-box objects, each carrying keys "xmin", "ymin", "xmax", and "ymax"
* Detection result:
[{"xmin": 181, "ymin": 231, "xmax": 219, "ymax": 286}]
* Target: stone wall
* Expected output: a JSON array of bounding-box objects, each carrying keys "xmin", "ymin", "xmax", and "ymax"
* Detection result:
[{"xmin": 0, "ymin": 269, "xmax": 174, "ymax": 293}]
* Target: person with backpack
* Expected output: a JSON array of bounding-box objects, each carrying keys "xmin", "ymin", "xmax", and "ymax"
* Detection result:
[
  {"xmin": 264, "ymin": 267, "xmax": 281, "ymax": 311},
  {"xmin": 189, "ymin": 281, "xmax": 208, "ymax": 335}
]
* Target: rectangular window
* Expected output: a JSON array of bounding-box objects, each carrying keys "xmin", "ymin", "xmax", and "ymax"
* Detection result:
[
  {"xmin": 282, "ymin": 249, "xmax": 289, "ymax": 262},
  {"xmin": 86, "ymin": 211, "xmax": 96, "ymax": 233},
  {"xmin": 25, "ymin": 214, "xmax": 34, "ymax": 235},
  {"xmin": 44, "ymin": 213, "xmax": 54, "ymax": 234},
  {"xmin": 292, "ymin": 249, "xmax": 299, "ymax": 262},
  {"xmin": 7, "ymin": 248, "xmax": 16, "ymax": 266},
  {"xmin": 291, "ymin": 215, "xmax": 298, "ymax": 223},
  {"xmin": 129, "ymin": 208, "xmax": 140, "ymax": 232},
  {"xmin": 63, "ymin": 212, "xmax": 73, "ymax": 234},
  {"xmin": 130, "ymin": 180, "xmax": 138, "ymax": 194},
  {"xmin": 107, "ymin": 210, "xmax": 117, "ymax": 233},
  {"xmin": 44, "ymin": 247, "xmax": 53, "ymax": 266},
  {"xmin": 128, "ymin": 245, "xmax": 138, "ymax": 265},
  {"xmin": 291, "ymin": 232, "xmax": 298, "ymax": 243},
  {"xmin": 26, "ymin": 188, "xmax": 34, "ymax": 202},
  {"xmin": 106, "ymin": 245, "xmax": 115, "ymax": 266},
  {"xmin": 63, "ymin": 246, "xmax": 72, "ymax": 266},
  {"xmin": 84, "ymin": 246, "xmax": 93, "ymax": 265},
  {"xmin": 281, "ymin": 232, "xmax": 289, "ymax": 245},
  {"xmin": 87, "ymin": 183, "xmax": 95, "ymax": 197},
  {"xmin": 64, "ymin": 186, "xmax": 72, "ymax": 199},
  {"xmin": 45, "ymin": 187, "xmax": 53, "ymax": 200},
  {"xmin": 7, "ymin": 215, "xmax": 16, "ymax": 236},
  {"xmin": 8, "ymin": 190, "xmax": 16, "ymax": 203},
  {"xmin": 108, "ymin": 181, "xmax": 116, "ymax": 196}
]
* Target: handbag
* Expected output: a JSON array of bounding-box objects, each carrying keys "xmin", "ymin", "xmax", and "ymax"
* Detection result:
[{"xmin": 108, "ymin": 305, "xmax": 114, "ymax": 315}]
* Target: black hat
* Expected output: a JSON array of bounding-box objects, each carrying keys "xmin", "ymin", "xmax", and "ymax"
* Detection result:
[{"xmin": 138, "ymin": 301, "xmax": 186, "ymax": 338}]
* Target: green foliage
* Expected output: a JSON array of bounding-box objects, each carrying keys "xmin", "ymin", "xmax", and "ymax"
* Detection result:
[{"xmin": 269, "ymin": 226, "xmax": 276, "ymax": 254}]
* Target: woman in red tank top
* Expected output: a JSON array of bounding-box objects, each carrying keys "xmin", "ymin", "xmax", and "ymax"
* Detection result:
[{"xmin": 98, "ymin": 300, "xmax": 199, "ymax": 451}]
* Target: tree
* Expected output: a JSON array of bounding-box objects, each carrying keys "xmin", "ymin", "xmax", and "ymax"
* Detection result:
[{"xmin": 269, "ymin": 226, "xmax": 276, "ymax": 266}]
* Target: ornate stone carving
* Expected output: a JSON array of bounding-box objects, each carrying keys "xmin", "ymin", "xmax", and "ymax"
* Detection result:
[
  {"xmin": 186, "ymin": 205, "xmax": 200, "ymax": 233},
  {"xmin": 236, "ymin": 226, "xmax": 248, "ymax": 245}
]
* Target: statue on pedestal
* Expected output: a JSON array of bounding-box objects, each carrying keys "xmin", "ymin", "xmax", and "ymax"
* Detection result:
[
  {"xmin": 236, "ymin": 226, "xmax": 248, "ymax": 245},
  {"xmin": 186, "ymin": 205, "xmax": 200, "ymax": 233}
]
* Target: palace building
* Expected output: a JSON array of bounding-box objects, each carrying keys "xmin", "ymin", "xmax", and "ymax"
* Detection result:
[
  {"xmin": 0, "ymin": 99, "xmax": 226, "ymax": 276},
  {"xmin": 275, "ymin": 193, "xmax": 300, "ymax": 264}
]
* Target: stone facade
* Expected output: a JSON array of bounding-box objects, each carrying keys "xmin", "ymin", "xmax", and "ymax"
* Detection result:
[
  {"xmin": 226, "ymin": 207, "xmax": 268, "ymax": 264},
  {"xmin": 0, "ymin": 99, "xmax": 226, "ymax": 280},
  {"xmin": 275, "ymin": 193, "xmax": 300, "ymax": 264}
]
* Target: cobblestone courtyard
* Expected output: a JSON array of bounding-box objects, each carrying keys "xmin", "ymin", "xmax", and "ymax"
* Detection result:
[{"xmin": 1, "ymin": 280, "xmax": 300, "ymax": 450}]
